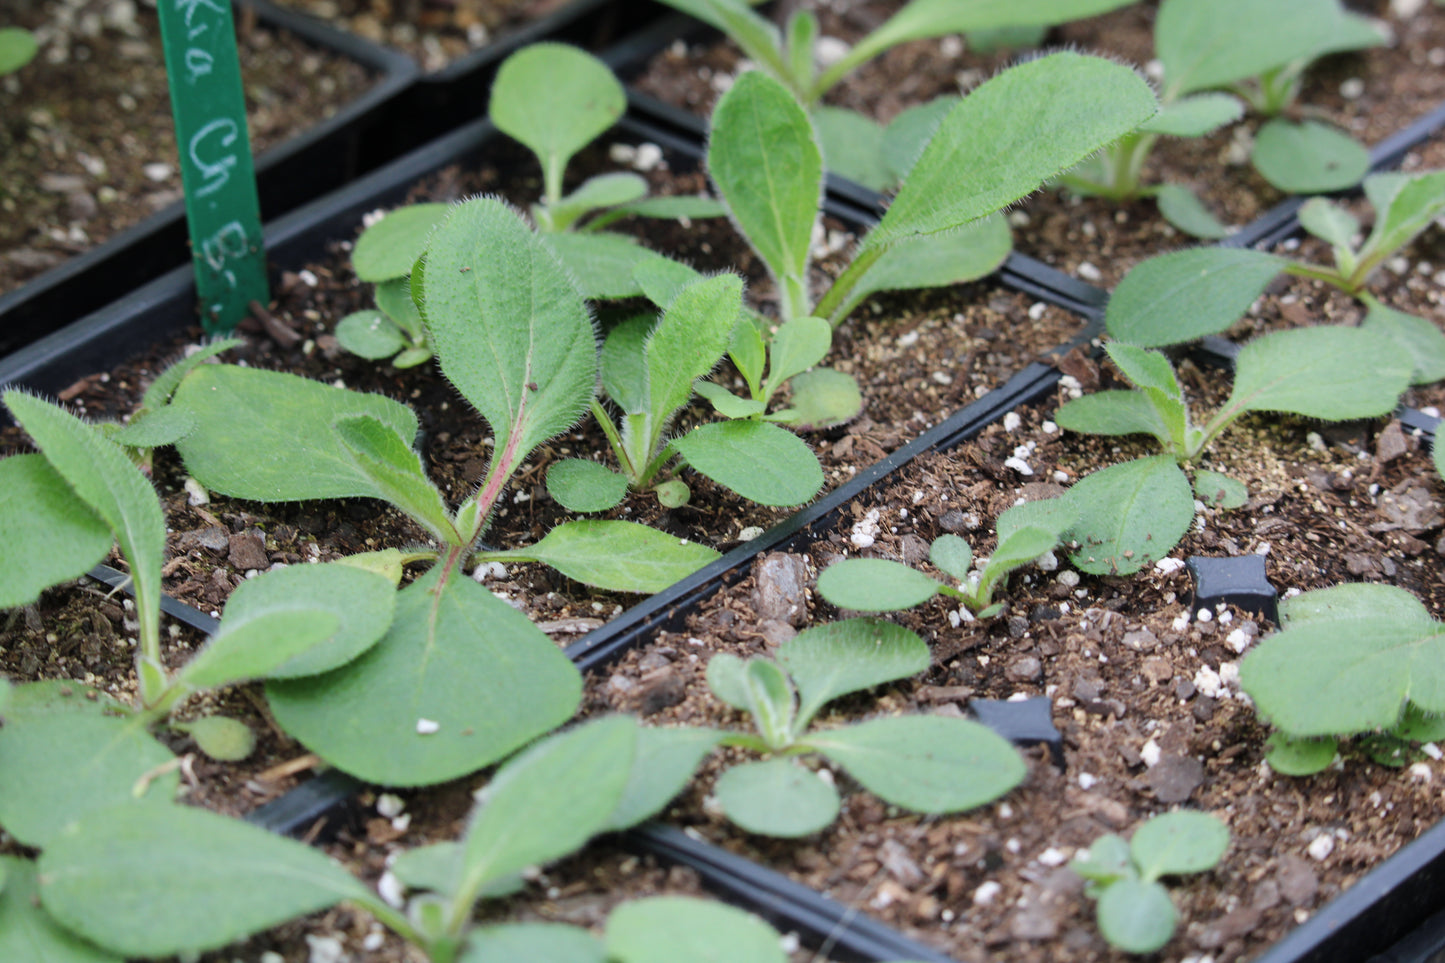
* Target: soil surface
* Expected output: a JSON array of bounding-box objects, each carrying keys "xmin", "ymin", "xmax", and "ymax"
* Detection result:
[{"xmin": 0, "ymin": 0, "xmax": 375, "ymax": 295}]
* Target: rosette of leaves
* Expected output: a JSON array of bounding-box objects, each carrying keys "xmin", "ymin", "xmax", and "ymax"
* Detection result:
[
  {"xmin": 1104, "ymin": 169, "xmax": 1445, "ymax": 384},
  {"xmin": 1240, "ymin": 584, "xmax": 1445, "ymax": 775},
  {"xmin": 1052, "ymin": 330, "xmax": 1411, "ymax": 575},
  {"xmin": 701, "ymin": 619, "xmax": 1026, "ymax": 836},
  {"xmin": 815, "ymin": 499, "xmax": 1077, "ymax": 619},
  {"xmin": 1058, "ymin": 0, "xmax": 1383, "ymax": 237},
  {"xmin": 702, "ymin": 51, "xmax": 1156, "ymax": 427},
  {"xmin": 1073, "ymin": 811, "xmax": 1230, "ymax": 954}
]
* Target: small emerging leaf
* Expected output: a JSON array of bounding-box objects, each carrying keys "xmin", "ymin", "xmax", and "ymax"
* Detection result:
[
  {"xmin": 353, "ymin": 204, "xmax": 449, "ymax": 282},
  {"xmin": 177, "ymin": 715, "xmax": 256, "ymax": 762},
  {"xmin": 1096, "ymin": 878, "xmax": 1176, "ymax": 954},
  {"xmin": 547, "ymin": 459, "xmax": 628, "ymax": 513},
  {"xmin": 1264, "ymin": 731, "xmax": 1338, "ymax": 776},
  {"xmin": 1106, "ymin": 248, "xmax": 1286, "ymax": 347},
  {"xmin": 1298, "ymin": 197, "xmax": 1360, "ymax": 250},
  {"xmin": 336, "ymin": 310, "xmax": 406, "ymax": 360},
  {"xmin": 1193, "ymin": 470, "xmax": 1247, "ymax": 509},
  {"xmin": 929, "ymin": 534, "xmax": 973, "ymax": 580},
  {"xmin": 1154, "ymin": 183, "xmax": 1233, "ymax": 240},
  {"xmin": 785, "ymin": 367, "xmax": 863, "ymax": 430},
  {"xmin": 1139, "ymin": 93, "xmax": 1243, "ymax": 137},
  {"xmin": 1130, "ymin": 811, "xmax": 1229, "ymax": 881},
  {"xmin": 779, "ymin": 618, "xmax": 929, "ymax": 726}
]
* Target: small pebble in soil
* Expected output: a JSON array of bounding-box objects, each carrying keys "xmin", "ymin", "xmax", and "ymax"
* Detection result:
[
  {"xmin": 1307, "ymin": 834, "xmax": 1335, "ymax": 861},
  {"xmin": 305, "ymin": 935, "xmax": 344, "ymax": 963},
  {"xmin": 376, "ymin": 793, "xmax": 404, "ymax": 818}
]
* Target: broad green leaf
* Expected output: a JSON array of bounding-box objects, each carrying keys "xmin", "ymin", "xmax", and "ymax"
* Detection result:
[
  {"xmin": 607, "ymin": 897, "xmax": 787, "ymax": 963},
  {"xmin": 1055, "ymin": 389, "xmax": 1174, "ymax": 443},
  {"xmin": 601, "ymin": 315, "xmax": 653, "ymax": 414},
  {"xmin": 1227, "ymin": 326, "xmax": 1411, "ymax": 420},
  {"xmin": 633, "ymin": 257, "xmax": 704, "ymax": 310},
  {"xmin": 422, "ymin": 198, "xmax": 598, "ymax": 461},
  {"xmin": 103, "ymin": 404, "xmax": 198, "ymax": 449},
  {"xmin": 546, "ymin": 232, "xmax": 668, "ymax": 300},
  {"xmin": 1072, "ymin": 835, "xmax": 1134, "ymax": 885},
  {"xmin": 353, "ymin": 203, "xmax": 449, "ymax": 282},
  {"xmin": 1105, "ymin": 248, "xmax": 1286, "ymax": 346},
  {"xmin": 1299, "ymin": 197, "xmax": 1360, "ymax": 250},
  {"xmin": 266, "ymin": 568, "xmax": 581, "ymax": 786},
  {"xmin": 334, "ymin": 414, "xmax": 457, "ymax": 542},
  {"xmin": 1281, "ymin": 581, "xmax": 1439, "ymax": 629},
  {"xmin": 1139, "ymin": 93, "xmax": 1243, "ymax": 137},
  {"xmin": 1252, "ymin": 119, "xmax": 1370, "ymax": 194},
  {"xmin": 546, "ymin": 172, "xmax": 648, "ymax": 231},
  {"xmin": 1153, "ymin": 183, "xmax": 1232, "ymax": 240},
  {"xmin": 779, "ymin": 618, "xmax": 929, "ymax": 726},
  {"xmin": 1096, "ymin": 878, "xmax": 1176, "ymax": 954},
  {"xmin": 1131, "ymin": 811, "xmax": 1229, "ymax": 880},
  {"xmin": 1193, "ymin": 470, "xmax": 1247, "ymax": 509},
  {"xmin": 1108, "ymin": 342, "xmax": 1181, "ymax": 398},
  {"xmin": 140, "ymin": 338, "xmax": 244, "ymax": 412},
  {"xmin": 709, "ymin": 71, "xmax": 821, "ymax": 318},
  {"xmin": 995, "ymin": 494, "xmax": 1079, "ymax": 544},
  {"xmin": 0, "ymin": 454, "xmax": 111, "ymax": 609},
  {"xmin": 171, "ymin": 365, "xmax": 419, "ymax": 501},
  {"xmin": 375, "ymin": 276, "xmax": 425, "ymax": 337},
  {"xmin": 1359, "ymin": 171, "xmax": 1445, "ymax": 271},
  {"xmin": 1264, "ymin": 731, "xmax": 1338, "ymax": 776},
  {"xmin": 694, "ymin": 381, "xmax": 767, "ymax": 418},
  {"xmin": 460, "ymin": 717, "xmax": 635, "ymax": 892},
  {"xmin": 1064, "ymin": 456, "xmax": 1194, "ymax": 575},
  {"xmin": 602, "ymin": 727, "xmax": 725, "ymax": 832},
  {"xmin": 39, "ymin": 804, "xmax": 368, "ymax": 958},
  {"xmin": 546, "ymin": 459, "xmax": 628, "ymax": 513},
  {"xmin": 742, "ymin": 658, "xmax": 797, "ymax": 747},
  {"xmin": 178, "ymin": 715, "xmax": 257, "ymax": 762},
  {"xmin": 0, "ymin": 682, "xmax": 177, "ymax": 848},
  {"xmin": 647, "ymin": 274, "xmax": 744, "ymax": 424},
  {"xmin": 807, "ymin": 715, "xmax": 1025, "ymax": 811},
  {"xmin": 489, "ymin": 519, "xmax": 719, "ymax": 593},
  {"xmin": 763, "ymin": 316, "xmax": 832, "ymax": 399},
  {"xmin": 182, "ymin": 563, "xmax": 396, "ymax": 685},
  {"xmin": 982, "ymin": 526, "xmax": 1060, "ymax": 584},
  {"xmin": 489, "ymin": 44, "xmax": 625, "ymax": 201},
  {"xmin": 705, "ymin": 652, "xmax": 752, "ymax": 711},
  {"xmin": 713, "ymin": 758, "xmax": 839, "ymax": 836},
  {"xmin": 784, "ymin": 367, "xmax": 863, "ymax": 430},
  {"xmin": 883, "ymin": 96, "xmax": 959, "ymax": 184},
  {"xmin": 463, "ymin": 923, "xmax": 606, "ymax": 963},
  {"xmin": 0, "ymin": 857, "xmax": 119, "ymax": 963},
  {"xmin": 0, "ymin": 28, "xmax": 38, "ymax": 75},
  {"xmin": 813, "ymin": 107, "xmax": 892, "ymax": 191},
  {"xmin": 672, "ymin": 420, "xmax": 823, "ymax": 506},
  {"xmin": 816, "ymin": 558, "xmax": 941, "ymax": 611},
  {"xmin": 608, "ymin": 194, "xmax": 729, "ymax": 222},
  {"xmin": 929, "ymin": 534, "xmax": 973, "ymax": 580},
  {"xmin": 1241, "ymin": 584, "xmax": 1445, "ymax": 736}
]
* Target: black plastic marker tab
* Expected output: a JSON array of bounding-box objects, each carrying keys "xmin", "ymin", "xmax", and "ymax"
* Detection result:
[
  {"xmin": 1187, "ymin": 554, "xmax": 1279, "ymax": 624},
  {"xmin": 970, "ymin": 696, "xmax": 1064, "ymax": 769}
]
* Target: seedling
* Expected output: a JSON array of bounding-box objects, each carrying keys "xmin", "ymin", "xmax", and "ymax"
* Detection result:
[
  {"xmin": 1053, "ymin": 329, "xmax": 1411, "ymax": 575},
  {"xmin": 0, "ymin": 26, "xmax": 36, "ymax": 76},
  {"xmin": 698, "ymin": 619, "xmax": 1025, "ymax": 836},
  {"xmin": 1241, "ymin": 583, "xmax": 1445, "ymax": 775},
  {"xmin": 1105, "ymin": 169, "xmax": 1445, "ymax": 384},
  {"xmin": 1074, "ymin": 811, "xmax": 1230, "ymax": 954},
  {"xmin": 1059, "ymin": 0, "xmax": 1383, "ymax": 237},
  {"xmin": 815, "ymin": 500, "xmax": 1077, "ymax": 619}
]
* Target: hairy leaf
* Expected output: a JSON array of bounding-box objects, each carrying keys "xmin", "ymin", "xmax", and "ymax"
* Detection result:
[
  {"xmin": 813, "ymin": 107, "xmax": 891, "ymax": 190},
  {"xmin": 1139, "ymin": 92, "xmax": 1243, "ymax": 137},
  {"xmin": 1131, "ymin": 811, "xmax": 1229, "ymax": 881},
  {"xmin": 646, "ymin": 274, "xmax": 744, "ymax": 425},
  {"xmin": 353, "ymin": 204, "xmax": 449, "ymax": 282},
  {"xmin": 1055, "ymin": 390, "xmax": 1174, "ymax": 443},
  {"xmin": 785, "ymin": 368, "xmax": 863, "ymax": 430},
  {"xmin": 0, "ymin": 857, "xmax": 119, "ymax": 962},
  {"xmin": 1359, "ymin": 171, "xmax": 1445, "ymax": 271},
  {"xmin": 930, "ymin": 534, "xmax": 973, "ymax": 580},
  {"xmin": 1096, "ymin": 878, "xmax": 1176, "ymax": 954},
  {"xmin": 488, "ymin": 520, "xmax": 720, "ymax": 593},
  {"xmin": 1362, "ymin": 301, "xmax": 1445, "ymax": 386},
  {"xmin": 1264, "ymin": 732, "xmax": 1338, "ymax": 776},
  {"xmin": 1252, "ymin": 119, "xmax": 1370, "ymax": 194},
  {"xmin": 0, "ymin": 454, "xmax": 111, "ymax": 609},
  {"xmin": 546, "ymin": 232, "xmax": 668, "ymax": 300},
  {"xmin": 779, "ymin": 619, "xmax": 929, "ymax": 727},
  {"xmin": 672, "ymin": 420, "xmax": 822, "ymax": 506},
  {"xmin": 607, "ymin": 897, "xmax": 787, "ymax": 963},
  {"xmin": 335, "ymin": 414, "xmax": 457, "ymax": 542},
  {"xmin": 816, "ymin": 558, "xmax": 941, "ymax": 611},
  {"xmin": 1298, "ymin": 197, "xmax": 1360, "ymax": 250},
  {"xmin": 335, "ymin": 311, "xmax": 405, "ymax": 360},
  {"xmin": 1227, "ymin": 326, "xmax": 1410, "ymax": 421},
  {"xmin": 1193, "ymin": 470, "xmax": 1247, "ymax": 509},
  {"xmin": 1064, "ymin": 456, "xmax": 1194, "ymax": 575},
  {"xmin": 1105, "ymin": 248, "xmax": 1286, "ymax": 346},
  {"xmin": 546, "ymin": 459, "xmax": 628, "ymax": 513},
  {"xmin": 713, "ymin": 759, "xmax": 839, "ymax": 837},
  {"xmin": 602, "ymin": 727, "xmax": 725, "ymax": 832},
  {"xmin": 882, "ymin": 96, "xmax": 959, "ymax": 184},
  {"xmin": 1153, "ymin": 183, "xmax": 1232, "ymax": 240}
]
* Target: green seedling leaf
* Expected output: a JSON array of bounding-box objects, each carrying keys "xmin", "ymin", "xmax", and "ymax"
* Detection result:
[
  {"xmin": 816, "ymin": 558, "xmax": 941, "ymax": 611},
  {"xmin": 706, "ymin": 652, "xmax": 753, "ymax": 712},
  {"xmin": 353, "ymin": 203, "xmax": 449, "ymax": 282},
  {"xmin": 1358, "ymin": 171, "xmax": 1445, "ymax": 277},
  {"xmin": 1396, "ymin": 704, "xmax": 1445, "ymax": 743},
  {"xmin": 713, "ymin": 758, "xmax": 839, "ymax": 837},
  {"xmin": 633, "ymin": 256, "xmax": 704, "ymax": 310},
  {"xmin": 464, "ymin": 923, "xmax": 605, "ymax": 963},
  {"xmin": 779, "ymin": 618, "xmax": 929, "ymax": 727},
  {"xmin": 181, "ymin": 563, "xmax": 395, "ymax": 686},
  {"xmin": 930, "ymin": 534, "xmax": 973, "ymax": 580},
  {"xmin": 1131, "ymin": 811, "xmax": 1230, "ymax": 880},
  {"xmin": 547, "ymin": 171, "xmax": 649, "ymax": 230},
  {"xmin": 966, "ymin": 22, "xmax": 1047, "ymax": 53},
  {"xmin": 996, "ymin": 494, "xmax": 1079, "ymax": 544},
  {"xmin": 763, "ymin": 316, "xmax": 832, "ymax": 401},
  {"xmin": 39, "ymin": 803, "xmax": 368, "ymax": 958},
  {"xmin": 393, "ymin": 347, "xmax": 433, "ymax": 368},
  {"xmin": 335, "ymin": 548, "xmax": 407, "ymax": 584},
  {"xmin": 1193, "ymin": 470, "xmax": 1248, "ymax": 509},
  {"xmin": 729, "ymin": 315, "xmax": 768, "ymax": 394},
  {"xmin": 104, "ymin": 404, "xmax": 197, "ymax": 449},
  {"xmin": 1096, "ymin": 878, "xmax": 1177, "ymax": 954},
  {"xmin": 172, "ymin": 365, "xmax": 419, "ymax": 501},
  {"xmin": 391, "ymin": 842, "xmax": 462, "ymax": 894},
  {"xmin": 1264, "ymin": 731, "xmax": 1338, "ymax": 776},
  {"xmin": 608, "ymin": 194, "xmax": 729, "ymax": 223},
  {"xmin": 376, "ymin": 276, "xmax": 424, "ymax": 336},
  {"xmin": 742, "ymin": 658, "xmax": 797, "ymax": 748},
  {"xmin": 1072, "ymin": 834, "xmax": 1134, "ymax": 885},
  {"xmin": 808, "ymin": 715, "xmax": 1025, "ymax": 812},
  {"xmin": 813, "ymin": 107, "xmax": 892, "ymax": 191},
  {"xmin": 1064, "ymin": 455, "xmax": 1194, "ymax": 575},
  {"xmin": 336, "ymin": 310, "xmax": 406, "ymax": 360},
  {"xmin": 785, "ymin": 367, "xmax": 864, "ymax": 430},
  {"xmin": 334, "ymin": 414, "xmax": 458, "ymax": 543},
  {"xmin": 694, "ymin": 380, "xmax": 767, "ymax": 419},
  {"xmin": 0, "ymin": 681, "xmax": 177, "ymax": 848},
  {"xmin": 140, "ymin": 338, "xmax": 244, "ymax": 413},
  {"xmin": 1241, "ymin": 582, "xmax": 1445, "ymax": 737},
  {"xmin": 1139, "ymin": 92, "xmax": 1243, "ymax": 137},
  {"xmin": 1055, "ymin": 389, "xmax": 1174, "ymax": 444},
  {"xmin": 1108, "ymin": 341, "xmax": 1182, "ymax": 398},
  {"xmin": 0, "ymin": 28, "xmax": 39, "ymax": 75},
  {"xmin": 1252, "ymin": 119, "xmax": 1370, "ymax": 194},
  {"xmin": 489, "ymin": 44, "xmax": 625, "ymax": 203},
  {"xmin": 882, "ymin": 96, "xmax": 959, "ymax": 184},
  {"xmin": 603, "ymin": 727, "xmax": 725, "ymax": 832},
  {"xmin": 487, "ymin": 520, "xmax": 720, "ymax": 593},
  {"xmin": 647, "ymin": 274, "xmax": 745, "ymax": 424},
  {"xmin": 422, "ymin": 198, "xmax": 598, "ymax": 462},
  {"xmin": 708, "ymin": 70, "xmax": 821, "ymax": 320},
  {"xmin": 656, "ymin": 479, "xmax": 690, "ymax": 507},
  {"xmin": 546, "ymin": 459, "xmax": 628, "ymax": 513},
  {"xmin": 983, "ymin": 526, "xmax": 1060, "ymax": 584},
  {"xmin": 546, "ymin": 232, "xmax": 667, "ymax": 300},
  {"xmin": 1298, "ymin": 197, "xmax": 1360, "ymax": 250},
  {"xmin": 0, "ymin": 857, "xmax": 120, "ymax": 963},
  {"xmin": 0, "ymin": 454, "xmax": 111, "ymax": 609},
  {"xmin": 607, "ymin": 897, "xmax": 787, "ymax": 963},
  {"xmin": 672, "ymin": 420, "xmax": 823, "ymax": 506},
  {"xmin": 1105, "ymin": 248, "xmax": 1286, "ymax": 346},
  {"xmin": 266, "ymin": 568, "xmax": 581, "ymax": 786},
  {"xmin": 601, "ymin": 315, "xmax": 652, "ymax": 414},
  {"xmin": 177, "ymin": 715, "xmax": 256, "ymax": 762},
  {"xmin": 1153, "ymin": 183, "xmax": 1233, "ymax": 240},
  {"xmin": 1226, "ymin": 326, "xmax": 1411, "ymax": 421}
]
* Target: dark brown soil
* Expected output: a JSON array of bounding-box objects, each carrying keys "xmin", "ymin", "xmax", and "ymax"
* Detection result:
[{"xmin": 0, "ymin": 0, "xmax": 374, "ymax": 295}]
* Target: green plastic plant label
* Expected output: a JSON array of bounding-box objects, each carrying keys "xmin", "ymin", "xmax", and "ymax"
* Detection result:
[{"xmin": 156, "ymin": 0, "xmax": 267, "ymax": 333}]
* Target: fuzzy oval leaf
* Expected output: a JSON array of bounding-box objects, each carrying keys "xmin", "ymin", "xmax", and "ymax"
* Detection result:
[
  {"xmin": 882, "ymin": 96, "xmax": 959, "ymax": 184},
  {"xmin": 266, "ymin": 568, "xmax": 581, "ymax": 786},
  {"xmin": 929, "ymin": 534, "xmax": 973, "ymax": 580},
  {"xmin": 1105, "ymin": 248, "xmax": 1286, "ymax": 346},
  {"xmin": 1363, "ymin": 301, "xmax": 1445, "ymax": 386},
  {"xmin": 1096, "ymin": 878, "xmax": 1176, "ymax": 954},
  {"xmin": 0, "ymin": 857, "xmax": 119, "ymax": 963},
  {"xmin": 0, "ymin": 454, "xmax": 111, "ymax": 609},
  {"xmin": 336, "ymin": 310, "xmax": 406, "ymax": 359},
  {"xmin": 1252, "ymin": 119, "xmax": 1370, "ymax": 194},
  {"xmin": 103, "ymin": 405, "xmax": 198, "ymax": 449},
  {"xmin": 1131, "ymin": 811, "xmax": 1229, "ymax": 880},
  {"xmin": 171, "ymin": 365, "xmax": 419, "ymax": 501},
  {"xmin": 672, "ymin": 420, "xmax": 822, "ymax": 506},
  {"xmin": 353, "ymin": 204, "xmax": 449, "ymax": 282},
  {"xmin": 607, "ymin": 897, "xmax": 787, "ymax": 963},
  {"xmin": 1281, "ymin": 581, "xmax": 1438, "ymax": 629},
  {"xmin": 807, "ymin": 715, "xmax": 1025, "ymax": 812},
  {"xmin": 422, "ymin": 198, "xmax": 597, "ymax": 460},
  {"xmin": 0, "ymin": 682, "xmax": 178, "ymax": 848},
  {"xmin": 1154, "ymin": 183, "xmax": 1232, "ymax": 240},
  {"xmin": 647, "ymin": 274, "xmax": 745, "ymax": 422},
  {"xmin": 785, "ymin": 367, "xmax": 863, "ymax": 431},
  {"xmin": 705, "ymin": 653, "xmax": 752, "ymax": 711},
  {"xmin": 779, "ymin": 618, "xmax": 929, "ymax": 725},
  {"xmin": 603, "ymin": 727, "xmax": 725, "ymax": 832},
  {"xmin": 550, "ymin": 172, "xmax": 649, "ymax": 228},
  {"xmin": 463, "ymin": 923, "xmax": 606, "ymax": 963},
  {"xmin": 601, "ymin": 314, "xmax": 653, "ymax": 414},
  {"xmin": 1073, "ymin": 835, "xmax": 1134, "ymax": 885},
  {"xmin": 764, "ymin": 316, "xmax": 832, "ymax": 395},
  {"xmin": 1264, "ymin": 732, "xmax": 1337, "ymax": 776},
  {"xmin": 1193, "ymin": 470, "xmax": 1248, "ymax": 510},
  {"xmin": 713, "ymin": 759, "xmax": 840, "ymax": 837},
  {"xmin": 39, "ymin": 803, "xmax": 368, "ymax": 958},
  {"xmin": 546, "ymin": 232, "xmax": 667, "ymax": 301},
  {"xmin": 1227, "ymin": 326, "xmax": 1411, "ymax": 420},
  {"xmin": 816, "ymin": 558, "xmax": 941, "ymax": 611},
  {"xmin": 181, "ymin": 715, "xmax": 257, "ymax": 762},
  {"xmin": 984, "ymin": 526, "xmax": 1059, "ymax": 581},
  {"xmin": 546, "ymin": 459, "xmax": 628, "ymax": 513},
  {"xmin": 694, "ymin": 380, "xmax": 766, "ymax": 419},
  {"xmin": 1064, "ymin": 456, "xmax": 1194, "ymax": 575},
  {"xmin": 1360, "ymin": 171, "xmax": 1445, "ymax": 266},
  {"xmin": 1055, "ymin": 389, "xmax": 1173, "ymax": 442},
  {"xmin": 375, "ymin": 276, "xmax": 424, "ymax": 336},
  {"xmin": 813, "ymin": 107, "xmax": 891, "ymax": 191},
  {"xmin": 334, "ymin": 414, "xmax": 457, "ymax": 542},
  {"xmin": 1139, "ymin": 92, "xmax": 1243, "ymax": 137},
  {"xmin": 1299, "ymin": 198, "xmax": 1360, "ymax": 250},
  {"xmin": 494, "ymin": 519, "xmax": 720, "ymax": 594}
]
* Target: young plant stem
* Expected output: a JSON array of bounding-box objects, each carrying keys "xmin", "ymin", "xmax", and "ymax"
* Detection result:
[
  {"xmin": 816, "ymin": 244, "xmax": 886, "ymax": 326},
  {"xmin": 590, "ymin": 399, "xmax": 634, "ymax": 479},
  {"xmin": 1281, "ymin": 259, "xmax": 1356, "ymax": 293}
]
